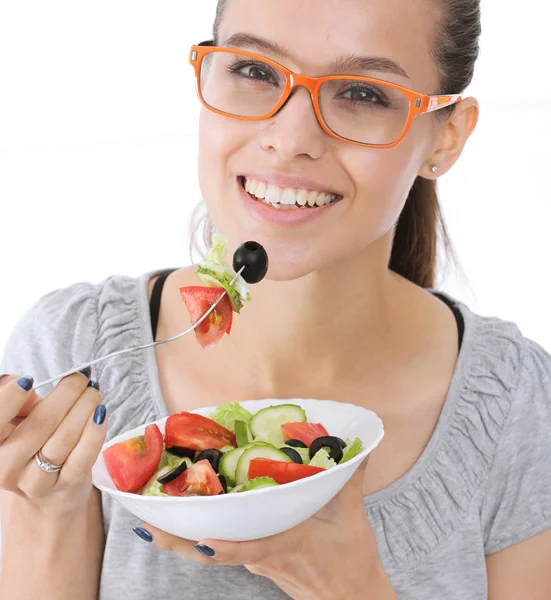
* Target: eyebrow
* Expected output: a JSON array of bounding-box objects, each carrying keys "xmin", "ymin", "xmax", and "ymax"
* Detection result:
[{"xmin": 220, "ymin": 32, "xmax": 410, "ymax": 80}]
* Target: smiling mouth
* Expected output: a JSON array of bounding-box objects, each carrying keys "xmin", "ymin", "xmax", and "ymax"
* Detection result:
[{"xmin": 238, "ymin": 176, "xmax": 343, "ymax": 210}]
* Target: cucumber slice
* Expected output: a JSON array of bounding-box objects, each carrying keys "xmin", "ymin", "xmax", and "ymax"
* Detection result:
[
  {"xmin": 235, "ymin": 444, "xmax": 292, "ymax": 486},
  {"xmin": 219, "ymin": 446, "xmax": 248, "ymax": 487},
  {"xmin": 219, "ymin": 442, "xmax": 272, "ymax": 486},
  {"xmin": 235, "ymin": 420, "xmax": 252, "ymax": 447},
  {"xmin": 250, "ymin": 404, "xmax": 307, "ymax": 446}
]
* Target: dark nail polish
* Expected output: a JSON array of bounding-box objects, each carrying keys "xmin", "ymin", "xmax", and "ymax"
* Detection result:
[
  {"xmin": 78, "ymin": 366, "xmax": 92, "ymax": 379},
  {"xmin": 133, "ymin": 527, "xmax": 153, "ymax": 543},
  {"xmin": 17, "ymin": 376, "xmax": 34, "ymax": 392},
  {"xmin": 87, "ymin": 379, "xmax": 100, "ymax": 391},
  {"xmin": 93, "ymin": 404, "xmax": 106, "ymax": 425},
  {"xmin": 195, "ymin": 544, "xmax": 215, "ymax": 557}
]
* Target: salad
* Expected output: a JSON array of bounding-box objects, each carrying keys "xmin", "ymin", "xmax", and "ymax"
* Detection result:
[
  {"xmin": 102, "ymin": 402, "xmax": 365, "ymax": 497},
  {"xmin": 180, "ymin": 234, "xmax": 267, "ymax": 348}
]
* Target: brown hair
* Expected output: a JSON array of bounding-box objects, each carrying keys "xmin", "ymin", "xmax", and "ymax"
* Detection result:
[{"xmin": 192, "ymin": 0, "xmax": 481, "ymax": 289}]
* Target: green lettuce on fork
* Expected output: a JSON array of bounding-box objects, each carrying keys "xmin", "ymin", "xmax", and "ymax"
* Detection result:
[{"xmin": 195, "ymin": 233, "xmax": 251, "ymax": 313}]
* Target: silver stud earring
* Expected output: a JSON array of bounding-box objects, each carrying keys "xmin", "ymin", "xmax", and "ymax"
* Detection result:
[{"xmin": 430, "ymin": 165, "xmax": 438, "ymax": 173}]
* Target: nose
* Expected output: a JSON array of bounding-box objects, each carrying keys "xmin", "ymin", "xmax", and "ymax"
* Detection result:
[{"xmin": 257, "ymin": 86, "xmax": 327, "ymax": 161}]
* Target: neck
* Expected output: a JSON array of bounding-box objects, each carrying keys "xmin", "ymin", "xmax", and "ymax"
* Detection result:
[{"xmin": 224, "ymin": 233, "xmax": 416, "ymax": 394}]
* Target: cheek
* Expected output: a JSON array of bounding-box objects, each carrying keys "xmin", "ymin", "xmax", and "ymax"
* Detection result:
[
  {"xmin": 197, "ymin": 111, "xmax": 241, "ymax": 225},
  {"xmin": 344, "ymin": 136, "xmax": 425, "ymax": 234}
]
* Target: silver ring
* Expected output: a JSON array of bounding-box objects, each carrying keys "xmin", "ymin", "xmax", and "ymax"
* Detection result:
[{"xmin": 34, "ymin": 449, "xmax": 64, "ymax": 474}]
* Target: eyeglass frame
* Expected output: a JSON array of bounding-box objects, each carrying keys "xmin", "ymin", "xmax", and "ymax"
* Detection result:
[{"xmin": 189, "ymin": 41, "xmax": 462, "ymax": 150}]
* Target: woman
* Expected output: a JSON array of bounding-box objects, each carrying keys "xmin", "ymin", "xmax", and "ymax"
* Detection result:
[{"xmin": 1, "ymin": 0, "xmax": 550, "ymax": 598}]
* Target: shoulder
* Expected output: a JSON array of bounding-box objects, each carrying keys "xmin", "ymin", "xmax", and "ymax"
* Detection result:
[
  {"xmin": 454, "ymin": 300, "xmax": 551, "ymax": 553},
  {"xmin": 0, "ymin": 273, "xmax": 147, "ymax": 396}
]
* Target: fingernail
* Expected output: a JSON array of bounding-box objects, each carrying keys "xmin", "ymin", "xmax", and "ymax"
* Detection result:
[
  {"xmin": 194, "ymin": 544, "xmax": 215, "ymax": 557},
  {"xmin": 93, "ymin": 404, "xmax": 106, "ymax": 425},
  {"xmin": 87, "ymin": 379, "xmax": 100, "ymax": 391},
  {"xmin": 78, "ymin": 366, "xmax": 92, "ymax": 379},
  {"xmin": 133, "ymin": 527, "xmax": 153, "ymax": 543},
  {"xmin": 17, "ymin": 376, "xmax": 34, "ymax": 392}
]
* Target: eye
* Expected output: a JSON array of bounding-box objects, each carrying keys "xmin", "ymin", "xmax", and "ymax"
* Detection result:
[
  {"xmin": 228, "ymin": 61, "xmax": 279, "ymax": 85},
  {"xmin": 338, "ymin": 84, "xmax": 390, "ymax": 107}
]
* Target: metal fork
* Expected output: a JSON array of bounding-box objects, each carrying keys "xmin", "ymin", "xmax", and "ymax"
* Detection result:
[{"xmin": 32, "ymin": 267, "xmax": 245, "ymax": 391}]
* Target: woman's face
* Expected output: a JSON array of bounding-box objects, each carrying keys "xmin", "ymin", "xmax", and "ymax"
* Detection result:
[{"xmin": 198, "ymin": 0, "xmax": 443, "ymax": 280}]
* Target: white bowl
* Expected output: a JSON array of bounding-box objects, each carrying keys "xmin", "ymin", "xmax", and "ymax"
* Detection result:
[{"xmin": 92, "ymin": 398, "xmax": 384, "ymax": 542}]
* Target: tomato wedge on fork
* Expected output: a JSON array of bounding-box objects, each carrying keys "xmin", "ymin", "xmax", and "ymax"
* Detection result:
[{"xmin": 179, "ymin": 286, "xmax": 233, "ymax": 348}]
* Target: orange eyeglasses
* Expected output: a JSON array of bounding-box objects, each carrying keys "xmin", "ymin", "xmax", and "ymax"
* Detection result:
[{"xmin": 189, "ymin": 41, "xmax": 462, "ymax": 149}]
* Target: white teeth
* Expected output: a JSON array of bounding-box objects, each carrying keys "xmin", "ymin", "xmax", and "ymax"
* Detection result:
[
  {"xmin": 244, "ymin": 177, "xmax": 339, "ymax": 208},
  {"xmin": 296, "ymin": 189, "xmax": 308, "ymax": 206},
  {"xmin": 265, "ymin": 184, "xmax": 281, "ymax": 204},
  {"xmin": 281, "ymin": 188, "xmax": 296, "ymax": 205},
  {"xmin": 254, "ymin": 181, "xmax": 267, "ymax": 199},
  {"xmin": 248, "ymin": 179, "xmax": 259, "ymax": 195},
  {"xmin": 307, "ymin": 190, "xmax": 318, "ymax": 207}
]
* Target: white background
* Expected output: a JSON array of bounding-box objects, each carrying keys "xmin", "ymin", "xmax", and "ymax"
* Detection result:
[{"xmin": 1, "ymin": 0, "xmax": 550, "ymax": 357}]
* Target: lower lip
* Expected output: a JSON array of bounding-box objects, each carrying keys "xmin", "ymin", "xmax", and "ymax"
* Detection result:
[{"xmin": 238, "ymin": 181, "xmax": 341, "ymax": 227}]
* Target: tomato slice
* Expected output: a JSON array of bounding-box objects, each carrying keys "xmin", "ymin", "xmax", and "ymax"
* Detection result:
[
  {"xmin": 165, "ymin": 411, "xmax": 237, "ymax": 450},
  {"xmin": 103, "ymin": 424, "xmax": 164, "ymax": 493},
  {"xmin": 163, "ymin": 459, "xmax": 224, "ymax": 496},
  {"xmin": 281, "ymin": 422, "xmax": 330, "ymax": 447},
  {"xmin": 179, "ymin": 286, "xmax": 233, "ymax": 348},
  {"xmin": 248, "ymin": 458, "xmax": 325, "ymax": 484}
]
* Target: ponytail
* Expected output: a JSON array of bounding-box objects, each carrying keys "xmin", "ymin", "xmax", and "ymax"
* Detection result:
[{"xmin": 389, "ymin": 177, "xmax": 452, "ymax": 289}]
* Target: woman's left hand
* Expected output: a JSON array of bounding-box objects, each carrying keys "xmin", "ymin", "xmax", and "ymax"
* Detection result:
[{"xmin": 134, "ymin": 458, "xmax": 397, "ymax": 600}]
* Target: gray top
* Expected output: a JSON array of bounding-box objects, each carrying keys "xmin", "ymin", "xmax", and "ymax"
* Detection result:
[{"xmin": 2, "ymin": 270, "xmax": 551, "ymax": 600}]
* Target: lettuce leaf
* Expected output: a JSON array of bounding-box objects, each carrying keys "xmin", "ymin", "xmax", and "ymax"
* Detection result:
[
  {"xmin": 340, "ymin": 438, "xmax": 364, "ymax": 463},
  {"xmin": 209, "ymin": 402, "xmax": 254, "ymax": 433},
  {"xmin": 239, "ymin": 477, "xmax": 278, "ymax": 492},
  {"xmin": 309, "ymin": 448, "xmax": 337, "ymax": 469}
]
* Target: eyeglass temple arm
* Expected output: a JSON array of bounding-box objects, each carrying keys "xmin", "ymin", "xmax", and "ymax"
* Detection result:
[{"xmin": 425, "ymin": 94, "xmax": 462, "ymax": 113}]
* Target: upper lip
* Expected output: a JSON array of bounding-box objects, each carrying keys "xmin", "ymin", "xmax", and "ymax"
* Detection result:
[{"xmin": 239, "ymin": 171, "xmax": 343, "ymax": 197}]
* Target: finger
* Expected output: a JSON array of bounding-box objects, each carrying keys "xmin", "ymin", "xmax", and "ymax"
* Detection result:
[
  {"xmin": 0, "ymin": 376, "xmax": 38, "ymax": 428},
  {"xmin": 37, "ymin": 382, "xmax": 102, "ymax": 468},
  {"xmin": 59, "ymin": 399, "xmax": 108, "ymax": 483},
  {"xmin": 4, "ymin": 371, "xmax": 92, "ymax": 466},
  {"xmin": 133, "ymin": 524, "xmax": 218, "ymax": 565},
  {"xmin": 0, "ymin": 374, "xmax": 42, "ymax": 417},
  {"xmin": 196, "ymin": 532, "xmax": 292, "ymax": 566}
]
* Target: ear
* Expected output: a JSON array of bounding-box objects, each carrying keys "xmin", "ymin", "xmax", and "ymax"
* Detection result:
[{"xmin": 420, "ymin": 97, "xmax": 479, "ymax": 179}]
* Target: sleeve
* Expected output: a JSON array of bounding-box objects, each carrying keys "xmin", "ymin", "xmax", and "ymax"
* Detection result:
[
  {"xmin": 481, "ymin": 337, "xmax": 551, "ymax": 555},
  {"xmin": 0, "ymin": 282, "xmax": 99, "ymax": 396}
]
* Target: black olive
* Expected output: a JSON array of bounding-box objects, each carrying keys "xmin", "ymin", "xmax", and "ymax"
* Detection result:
[
  {"xmin": 233, "ymin": 241, "xmax": 269, "ymax": 284},
  {"xmin": 166, "ymin": 447, "xmax": 195, "ymax": 459},
  {"xmin": 156, "ymin": 460, "xmax": 188, "ymax": 485},
  {"xmin": 335, "ymin": 437, "xmax": 347, "ymax": 449},
  {"xmin": 279, "ymin": 447, "xmax": 303, "ymax": 464},
  {"xmin": 309, "ymin": 436, "xmax": 344, "ymax": 463},
  {"xmin": 284, "ymin": 439, "xmax": 308, "ymax": 449},
  {"xmin": 218, "ymin": 474, "xmax": 228, "ymax": 493},
  {"xmin": 195, "ymin": 449, "xmax": 224, "ymax": 472}
]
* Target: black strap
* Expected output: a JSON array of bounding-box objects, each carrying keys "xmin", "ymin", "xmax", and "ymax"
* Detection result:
[
  {"xmin": 149, "ymin": 275, "xmax": 464, "ymax": 350},
  {"xmin": 149, "ymin": 269, "xmax": 179, "ymax": 342},
  {"xmin": 432, "ymin": 291, "xmax": 465, "ymax": 351}
]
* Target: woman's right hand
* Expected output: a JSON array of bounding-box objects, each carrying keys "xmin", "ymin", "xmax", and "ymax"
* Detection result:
[{"xmin": 0, "ymin": 371, "xmax": 107, "ymax": 517}]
